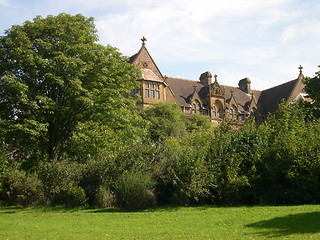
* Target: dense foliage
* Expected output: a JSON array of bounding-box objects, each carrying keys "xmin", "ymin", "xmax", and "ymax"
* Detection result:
[
  {"xmin": 1, "ymin": 14, "xmax": 320, "ymax": 209},
  {"xmin": 2, "ymin": 101, "xmax": 320, "ymax": 209},
  {"xmin": 0, "ymin": 13, "xmax": 143, "ymax": 162}
]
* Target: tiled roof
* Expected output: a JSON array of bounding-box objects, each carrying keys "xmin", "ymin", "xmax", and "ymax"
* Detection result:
[
  {"xmin": 141, "ymin": 69, "xmax": 164, "ymax": 83},
  {"xmin": 128, "ymin": 53, "xmax": 138, "ymax": 63},
  {"xmin": 165, "ymin": 77, "xmax": 262, "ymax": 112},
  {"xmin": 224, "ymin": 85, "xmax": 258, "ymax": 112},
  {"xmin": 258, "ymin": 78, "xmax": 299, "ymax": 115},
  {"xmin": 165, "ymin": 77, "xmax": 204, "ymax": 107}
]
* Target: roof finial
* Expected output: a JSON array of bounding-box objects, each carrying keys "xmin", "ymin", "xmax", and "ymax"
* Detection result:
[
  {"xmin": 141, "ymin": 36, "xmax": 147, "ymax": 46},
  {"xmin": 214, "ymin": 74, "xmax": 218, "ymax": 82},
  {"xmin": 298, "ymin": 65, "xmax": 303, "ymax": 74}
]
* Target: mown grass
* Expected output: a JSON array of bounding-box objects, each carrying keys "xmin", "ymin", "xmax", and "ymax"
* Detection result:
[{"xmin": 0, "ymin": 205, "xmax": 320, "ymax": 239}]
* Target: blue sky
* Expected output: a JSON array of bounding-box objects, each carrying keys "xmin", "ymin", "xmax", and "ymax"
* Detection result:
[{"xmin": 1, "ymin": 0, "xmax": 319, "ymax": 90}]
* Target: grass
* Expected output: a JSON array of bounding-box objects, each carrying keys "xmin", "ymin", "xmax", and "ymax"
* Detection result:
[{"xmin": 0, "ymin": 205, "xmax": 320, "ymax": 239}]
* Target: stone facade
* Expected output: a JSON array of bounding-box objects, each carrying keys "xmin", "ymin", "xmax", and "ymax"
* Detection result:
[{"xmin": 129, "ymin": 38, "xmax": 305, "ymax": 124}]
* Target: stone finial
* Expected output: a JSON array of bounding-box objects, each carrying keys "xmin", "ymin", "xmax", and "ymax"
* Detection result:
[
  {"xmin": 298, "ymin": 65, "xmax": 303, "ymax": 74},
  {"xmin": 141, "ymin": 36, "xmax": 147, "ymax": 46}
]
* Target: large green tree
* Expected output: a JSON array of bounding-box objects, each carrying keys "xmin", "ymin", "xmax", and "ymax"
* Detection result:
[
  {"xmin": 304, "ymin": 66, "xmax": 320, "ymax": 108},
  {"xmin": 0, "ymin": 14, "xmax": 141, "ymax": 161}
]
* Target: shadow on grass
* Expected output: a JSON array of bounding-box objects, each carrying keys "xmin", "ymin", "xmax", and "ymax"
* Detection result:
[
  {"xmin": 0, "ymin": 206, "xmax": 24, "ymax": 214},
  {"xmin": 246, "ymin": 211, "xmax": 320, "ymax": 237},
  {"xmin": 0, "ymin": 205, "xmax": 184, "ymax": 214},
  {"xmin": 91, "ymin": 205, "xmax": 182, "ymax": 213},
  {"xmin": 0, "ymin": 205, "xmax": 95, "ymax": 214}
]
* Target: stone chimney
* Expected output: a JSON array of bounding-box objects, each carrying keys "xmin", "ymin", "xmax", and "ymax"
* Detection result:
[
  {"xmin": 238, "ymin": 77, "xmax": 251, "ymax": 94},
  {"xmin": 199, "ymin": 71, "xmax": 212, "ymax": 86}
]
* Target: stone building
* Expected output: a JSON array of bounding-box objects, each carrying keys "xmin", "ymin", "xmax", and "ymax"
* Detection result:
[{"xmin": 129, "ymin": 37, "xmax": 306, "ymax": 124}]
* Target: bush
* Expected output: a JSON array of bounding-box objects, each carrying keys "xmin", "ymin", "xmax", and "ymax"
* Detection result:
[
  {"xmin": 114, "ymin": 171, "xmax": 156, "ymax": 210},
  {"xmin": 37, "ymin": 160, "xmax": 85, "ymax": 206},
  {"xmin": 55, "ymin": 186, "xmax": 86, "ymax": 208},
  {"xmin": 156, "ymin": 130, "xmax": 212, "ymax": 205},
  {"xmin": 80, "ymin": 159, "xmax": 109, "ymax": 205},
  {"xmin": 142, "ymin": 103, "xmax": 187, "ymax": 141},
  {"xmin": 0, "ymin": 166, "xmax": 44, "ymax": 206},
  {"xmin": 95, "ymin": 186, "xmax": 115, "ymax": 208}
]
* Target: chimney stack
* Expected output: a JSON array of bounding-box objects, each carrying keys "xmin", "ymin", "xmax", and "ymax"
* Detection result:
[
  {"xmin": 238, "ymin": 77, "xmax": 251, "ymax": 94},
  {"xmin": 199, "ymin": 71, "xmax": 213, "ymax": 86}
]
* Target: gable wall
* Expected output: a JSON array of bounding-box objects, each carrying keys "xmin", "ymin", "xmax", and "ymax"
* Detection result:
[{"xmin": 133, "ymin": 47, "xmax": 163, "ymax": 80}]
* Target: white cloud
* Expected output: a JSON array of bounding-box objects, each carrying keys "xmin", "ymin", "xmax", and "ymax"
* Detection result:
[
  {"xmin": 281, "ymin": 20, "xmax": 320, "ymax": 42},
  {"xmin": 0, "ymin": 0, "xmax": 9, "ymax": 6},
  {"xmin": 1, "ymin": 0, "xmax": 318, "ymax": 90},
  {"xmin": 93, "ymin": 0, "xmax": 320, "ymax": 90},
  {"xmin": 95, "ymin": 0, "xmax": 293, "ymax": 51}
]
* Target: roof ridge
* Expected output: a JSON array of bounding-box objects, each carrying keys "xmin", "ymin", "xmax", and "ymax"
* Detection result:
[
  {"xmin": 166, "ymin": 76, "xmax": 200, "ymax": 82},
  {"xmin": 262, "ymin": 78, "xmax": 297, "ymax": 92},
  {"xmin": 223, "ymin": 84, "xmax": 261, "ymax": 92}
]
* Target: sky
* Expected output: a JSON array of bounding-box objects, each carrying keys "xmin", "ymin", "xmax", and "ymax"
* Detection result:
[{"xmin": 1, "ymin": 0, "xmax": 319, "ymax": 90}]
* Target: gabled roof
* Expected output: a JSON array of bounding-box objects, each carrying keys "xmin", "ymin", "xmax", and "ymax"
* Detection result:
[
  {"xmin": 258, "ymin": 73, "xmax": 304, "ymax": 115},
  {"xmin": 141, "ymin": 69, "xmax": 164, "ymax": 83},
  {"xmin": 129, "ymin": 44, "xmax": 164, "ymax": 81},
  {"xmin": 224, "ymin": 85, "xmax": 260, "ymax": 112},
  {"xmin": 165, "ymin": 77, "xmax": 262, "ymax": 112},
  {"xmin": 188, "ymin": 86, "xmax": 202, "ymax": 105},
  {"xmin": 165, "ymin": 77, "xmax": 204, "ymax": 107}
]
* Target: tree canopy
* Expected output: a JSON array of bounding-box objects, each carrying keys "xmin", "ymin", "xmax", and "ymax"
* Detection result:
[
  {"xmin": 304, "ymin": 66, "xmax": 320, "ymax": 107},
  {"xmin": 0, "ymin": 13, "xmax": 142, "ymax": 161}
]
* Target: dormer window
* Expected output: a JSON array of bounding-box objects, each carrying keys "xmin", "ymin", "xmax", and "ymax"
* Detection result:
[
  {"xmin": 192, "ymin": 100, "xmax": 201, "ymax": 114},
  {"xmin": 229, "ymin": 105, "xmax": 238, "ymax": 120}
]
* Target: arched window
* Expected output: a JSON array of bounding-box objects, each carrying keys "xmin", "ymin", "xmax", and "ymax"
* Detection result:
[
  {"xmin": 192, "ymin": 100, "xmax": 201, "ymax": 114},
  {"xmin": 212, "ymin": 100, "xmax": 223, "ymax": 118},
  {"xmin": 229, "ymin": 105, "xmax": 237, "ymax": 120}
]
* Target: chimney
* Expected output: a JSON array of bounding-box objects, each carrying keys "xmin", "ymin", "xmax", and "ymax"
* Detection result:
[
  {"xmin": 199, "ymin": 71, "xmax": 212, "ymax": 86},
  {"xmin": 238, "ymin": 77, "xmax": 251, "ymax": 94}
]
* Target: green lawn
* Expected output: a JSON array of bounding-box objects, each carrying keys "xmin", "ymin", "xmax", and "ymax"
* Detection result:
[{"xmin": 1, "ymin": 205, "xmax": 320, "ymax": 239}]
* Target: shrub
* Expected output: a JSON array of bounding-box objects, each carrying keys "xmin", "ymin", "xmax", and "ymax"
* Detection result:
[
  {"xmin": 95, "ymin": 186, "xmax": 115, "ymax": 208},
  {"xmin": 55, "ymin": 186, "xmax": 86, "ymax": 208},
  {"xmin": 142, "ymin": 103, "xmax": 187, "ymax": 141},
  {"xmin": 0, "ymin": 166, "xmax": 44, "ymax": 206},
  {"xmin": 114, "ymin": 171, "xmax": 156, "ymax": 210},
  {"xmin": 80, "ymin": 159, "xmax": 109, "ymax": 205},
  {"xmin": 157, "ymin": 130, "xmax": 212, "ymax": 205},
  {"xmin": 37, "ymin": 160, "xmax": 85, "ymax": 206}
]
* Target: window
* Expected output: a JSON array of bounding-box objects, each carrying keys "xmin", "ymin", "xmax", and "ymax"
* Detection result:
[
  {"xmin": 192, "ymin": 100, "xmax": 201, "ymax": 114},
  {"xmin": 212, "ymin": 106, "xmax": 218, "ymax": 117},
  {"xmin": 229, "ymin": 105, "xmax": 237, "ymax": 120},
  {"xmin": 212, "ymin": 101, "xmax": 223, "ymax": 118},
  {"xmin": 144, "ymin": 81, "xmax": 160, "ymax": 99}
]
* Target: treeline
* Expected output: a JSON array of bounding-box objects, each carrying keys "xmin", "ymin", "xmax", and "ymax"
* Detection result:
[
  {"xmin": 1, "ymin": 14, "xmax": 320, "ymax": 210},
  {"xmin": 1, "ymin": 102, "xmax": 320, "ymax": 209}
]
